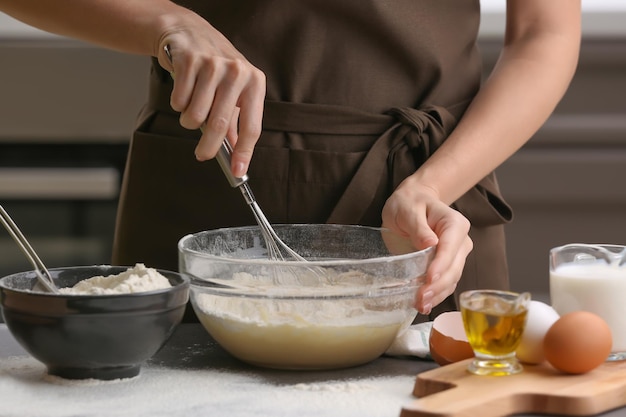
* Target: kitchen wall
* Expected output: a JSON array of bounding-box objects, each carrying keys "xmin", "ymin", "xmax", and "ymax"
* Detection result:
[
  {"xmin": 1, "ymin": 4, "xmax": 625, "ymax": 302},
  {"xmin": 0, "ymin": 15, "xmax": 149, "ymax": 276}
]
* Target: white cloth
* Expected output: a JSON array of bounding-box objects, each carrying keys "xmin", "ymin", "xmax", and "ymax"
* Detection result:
[{"xmin": 384, "ymin": 321, "xmax": 433, "ymax": 359}]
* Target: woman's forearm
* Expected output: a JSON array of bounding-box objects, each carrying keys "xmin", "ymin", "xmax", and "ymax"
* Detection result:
[
  {"xmin": 408, "ymin": 0, "xmax": 581, "ymax": 205},
  {"xmin": 0, "ymin": 0, "xmax": 200, "ymax": 57},
  {"xmin": 1, "ymin": 0, "xmax": 265, "ymax": 173}
]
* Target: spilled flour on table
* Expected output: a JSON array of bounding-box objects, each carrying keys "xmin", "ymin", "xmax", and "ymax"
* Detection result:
[
  {"xmin": 0, "ymin": 356, "xmax": 136, "ymax": 386},
  {"xmin": 42, "ymin": 373, "xmax": 138, "ymax": 386},
  {"xmin": 0, "ymin": 354, "xmax": 416, "ymax": 417},
  {"xmin": 292, "ymin": 381, "xmax": 375, "ymax": 392}
]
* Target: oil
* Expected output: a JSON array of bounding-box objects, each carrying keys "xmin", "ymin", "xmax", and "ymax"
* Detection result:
[
  {"xmin": 462, "ymin": 309, "xmax": 527, "ymax": 356},
  {"xmin": 461, "ymin": 298, "xmax": 528, "ymax": 357}
]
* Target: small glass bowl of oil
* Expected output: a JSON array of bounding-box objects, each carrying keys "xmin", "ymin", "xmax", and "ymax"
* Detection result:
[{"xmin": 460, "ymin": 289, "xmax": 531, "ymax": 376}]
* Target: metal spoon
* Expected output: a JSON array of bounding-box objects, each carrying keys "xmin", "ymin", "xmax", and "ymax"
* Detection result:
[{"xmin": 0, "ymin": 205, "xmax": 59, "ymax": 293}]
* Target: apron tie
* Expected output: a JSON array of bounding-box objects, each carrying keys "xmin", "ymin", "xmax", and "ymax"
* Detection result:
[
  {"xmin": 325, "ymin": 105, "xmax": 452, "ymax": 224},
  {"xmin": 144, "ymin": 69, "xmax": 513, "ymax": 228},
  {"xmin": 320, "ymin": 104, "xmax": 513, "ymax": 227}
]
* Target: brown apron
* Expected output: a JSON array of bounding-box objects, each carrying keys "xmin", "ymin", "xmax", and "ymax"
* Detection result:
[{"xmin": 113, "ymin": 0, "xmax": 513, "ymax": 321}]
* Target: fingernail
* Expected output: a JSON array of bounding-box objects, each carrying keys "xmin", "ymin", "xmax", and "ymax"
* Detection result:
[
  {"xmin": 234, "ymin": 162, "xmax": 247, "ymax": 178},
  {"xmin": 422, "ymin": 303, "xmax": 432, "ymax": 315},
  {"xmin": 422, "ymin": 290, "xmax": 433, "ymax": 310}
]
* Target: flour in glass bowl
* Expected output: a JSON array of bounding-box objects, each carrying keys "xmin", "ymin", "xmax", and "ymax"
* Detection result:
[
  {"xmin": 58, "ymin": 263, "xmax": 171, "ymax": 295},
  {"xmin": 192, "ymin": 271, "xmax": 417, "ymax": 369}
]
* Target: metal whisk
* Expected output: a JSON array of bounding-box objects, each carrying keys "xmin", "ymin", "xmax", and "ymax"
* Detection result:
[
  {"xmin": 216, "ymin": 141, "xmax": 308, "ymax": 262},
  {"xmin": 164, "ymin": 45, "xmax": 307, "ymax": 263}
]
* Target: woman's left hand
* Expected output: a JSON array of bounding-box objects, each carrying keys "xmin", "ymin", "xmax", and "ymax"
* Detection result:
[{"xmin": 382, "ymin": 182, "xmax": 472, "ymax": 315}]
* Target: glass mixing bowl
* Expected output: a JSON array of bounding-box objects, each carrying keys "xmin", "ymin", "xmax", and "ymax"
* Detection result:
[{"xmin": 178, "ymin": 224, "xmax": 434, "ymax": 370}]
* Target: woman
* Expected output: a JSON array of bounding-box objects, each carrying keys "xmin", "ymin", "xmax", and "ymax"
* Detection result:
[{"xmin": 0, "ymin": 0, "xmax": 581, "ymax": 319}]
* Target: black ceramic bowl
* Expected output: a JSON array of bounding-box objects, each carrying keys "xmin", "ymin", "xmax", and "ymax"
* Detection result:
[{"xmin": 0, "ymin": 265, "xmax": 189, "ymax": 380}]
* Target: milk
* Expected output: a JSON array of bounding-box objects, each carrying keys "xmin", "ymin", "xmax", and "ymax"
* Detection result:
[{"xmin": 550, "ymin": 262, "xmax": 626, "ymax": 353}]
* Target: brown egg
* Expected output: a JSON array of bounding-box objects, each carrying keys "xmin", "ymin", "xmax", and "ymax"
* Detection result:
[
  {"xmin": 429, "ymin": 311, "xmax": 474, "ymax": 366},
  {"xmin": 543, "ymin": 311, "xmax": 612, "ymax": 374}
]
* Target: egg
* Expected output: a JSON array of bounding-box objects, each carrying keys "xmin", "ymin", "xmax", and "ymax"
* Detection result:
[
  {"xmin": 543, "ymin": 311, "xmax": 612, "ymax": 374},
  {"xmin": 515, "ymin": 300, "xmax": 560, "ymax": 364},
  {"xmin": 429, "ymin": 311, "xmax": 474, "ymax": 366}
]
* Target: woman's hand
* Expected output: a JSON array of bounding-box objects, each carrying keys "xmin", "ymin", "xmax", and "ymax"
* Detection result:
[
  {"xmin": 157, "ymin": 14, "xmax": 266, "ymax": 178},
  {"xmin": 0, "ymin": 1, "xmax": 266, "ymax": 178},
  {"xmin": 382, "ymin": 181, "xmax": 473, "ymax": 315}
]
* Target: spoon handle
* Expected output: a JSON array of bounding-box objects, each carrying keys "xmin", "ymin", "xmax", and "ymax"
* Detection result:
[{"xmin": 0, "ymin": 205, "xmax": 59, "ymax": 293}]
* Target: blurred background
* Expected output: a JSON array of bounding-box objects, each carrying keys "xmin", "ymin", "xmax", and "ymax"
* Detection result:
[{"xmin": 0, "ymin": 1, "xmax": 625, "ymax": 302}]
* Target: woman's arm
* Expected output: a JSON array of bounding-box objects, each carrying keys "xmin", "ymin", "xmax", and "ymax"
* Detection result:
[
  {"xmin": 383, "ymin": 0, "xmax": 581, "ymax": 313},
  {"xmin": 0, "ymin": 0, "xmax": 265, "ymax": 175},
  {"xmin": 0, "ymin": 0, "xmax": 181, "ymax": 55},
  {"xmin": 405, "ymin": 0, "xmax": 581, "ymax": 207}
]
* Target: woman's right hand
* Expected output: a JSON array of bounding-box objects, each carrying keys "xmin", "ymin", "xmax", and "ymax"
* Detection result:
[
  {"xmin": 0, "ymin": 1, "xmax": 265, "ymax": 178},
  {"xmin": 156, "ymin": 11, "xmax": 266, "ymax": 178}
]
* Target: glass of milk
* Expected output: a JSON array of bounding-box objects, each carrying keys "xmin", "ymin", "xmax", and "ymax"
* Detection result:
[{"xmin": 550, "ymin": 243, "xmax": 626, "ymax": 361}]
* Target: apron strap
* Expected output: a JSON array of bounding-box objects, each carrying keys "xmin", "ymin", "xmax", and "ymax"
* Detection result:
[
  {"xmin": 262, "ymin": 100, "xmax": 512, "ymax": 227},
  {"xmin": 145, "ymin": 63, "xmax": 512, "ymax": 228}
]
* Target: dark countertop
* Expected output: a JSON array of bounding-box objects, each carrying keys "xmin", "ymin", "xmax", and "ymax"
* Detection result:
[{"xmin": 2, "ymin": 323, "xmax": 626, "ymax": 417}]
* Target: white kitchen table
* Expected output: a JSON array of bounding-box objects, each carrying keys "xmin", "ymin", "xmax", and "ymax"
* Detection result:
[{"xmin": 2, "ymin": 323, "xmax": 626, "ymax": 417}]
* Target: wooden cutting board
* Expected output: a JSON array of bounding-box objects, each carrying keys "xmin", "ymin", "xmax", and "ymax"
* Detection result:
[{"xmin": 401, "ymin": 358, "xmax": 626, "ymax": 417}]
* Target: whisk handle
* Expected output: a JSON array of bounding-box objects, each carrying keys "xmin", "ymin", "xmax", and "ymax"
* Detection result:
[{"xmin": 216, "ymin": 140, "xmax": 249, "ymax": 188}]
